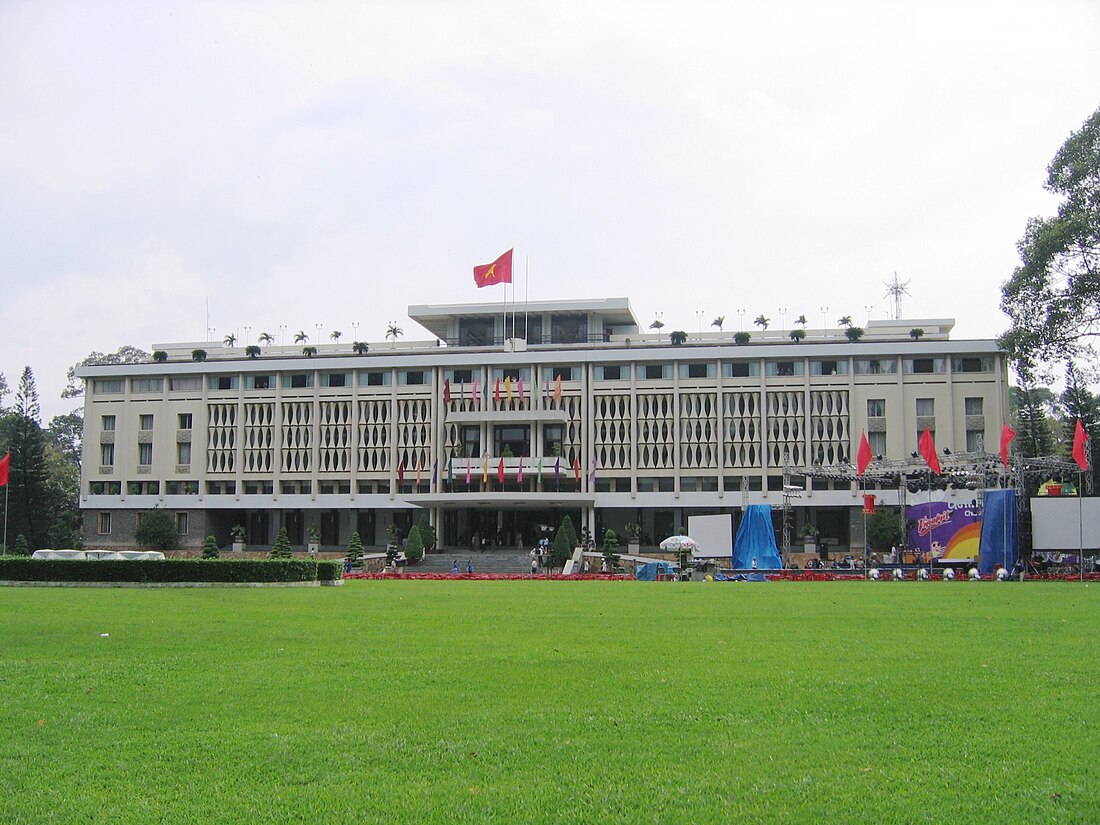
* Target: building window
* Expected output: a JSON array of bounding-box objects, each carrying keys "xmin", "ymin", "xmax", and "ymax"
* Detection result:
[
  {"xmin": 904, "ymin": 358, "xmax": 945, "ymax": 374},
  {"xmin": 543, "ymin": 424, "xmax": 564, "ymax": 457},
  {"xmin": 127, "ymin": 481, "xmax": 159, "ymax": 495},
  {"xmin": 854, "ymin": 359, "xmax": 897, "ymax": 375},
  {"xmin": 765, "ymin": 361, "xmax": 803, "ymax": 377},
  {"xmin": 89, "ymin": 481, "xmax": 121, "ymax": 495},
  {"xmin": 359, "ymin": 371, "xmax": 390, "ymax": 386},
  {"xmin": 964, "ymin": 397, "xmax": 984, "ymax": 416},
  {"xmin": 461, "ymin": 426, "xmax": 481, "ymax": 458},
  {"xmin": 98, "ymin": 512, "xmax": 112, "ymax": 535},
  {"xmin": 550, "ymin": 314, "xmax": 587, "ymax": 344},
  {"xmin": 176, "ymin": 512, "xmax": 189, "ymax": 536},
  {"xmin": 131, "ymin": 378, "xmax": 163, "ymax": 393},
  {"xmin": 100, "ymin": 443, "xmax": 114, "ymax": 467},
  {"xmin": 178, "ymin": 413, "xmax": 192, "ymax": 430},
  {"xmin": 810, "ymin": 360, "xmax": 847, "ymax": 376},
  {"xmin": 93, "ymin": 379, "xmax": 124, "ymax": 394},
  {"xmin": 867, "ymin": 399, "xmax": 886, "ymax": 418},
  {"xmin": 915, "ymin": 398, "xmax": 935, "ymax": 417},
  {"xmin": 401, "ymin": 370, "xmax": 426, "ymax": 385},
  {"xmin": 966, "ymin": 429, "xmax": 984, "ymax": 452},
  {"xmin": 165, "ymin": 481, "xmax": 199, "ymax": 495},
  {"xmin": 245, "ymin": 375, "xmax": 273, "ymax": 390},
  {"xmin": 638, "ymin": 364, "xmax": 671, "ymax": 380},
  {"xmin": 868, "ymin": 431, "xmax": 886, "ymax": 457},
  {"xmin": 541, "ymin": 366, "xmax": 578, "ymax": 382},
  {"xmin": 321, "ymin": 373, "xmax": 349, "ymax": 388},
  {"xmin": 723, "ymin": 362, "xmax": 759, "ymax": 378},
  {"xmin": 494, "ymin": 424, "xmax": 530, "ymax": 457},
  {"xmin": 139, "ymin": 414, "xmax": 154, "ymax": 430},
  {"xmin": 102, "ymin": 415, "xmax": 116, "ymax": 432},
  {"xmin": 177, "ymin": 442, "xmax": 191, "ymax": 464},
  {"xmin": 679, "ymin": 363, "xmax": 714, "ymax": 379},
  {"xmin": 953, "ymin": 357, "xmax": 993, "ymax": 373},
  {"xmin": 596, "ymin": 365, "xmax": 624, "ymax": 380},
  {"xmin": 283, "ymin": 373, "xmax": 313, "ymax": 389},
  {"xmin": 138, "ymin": 442, "xmax": 153, "ymax": 466},
  {"xmin": 169, "ymin": 376, "xmax": 202, "ymax": 391},
  {"xmin": 208, "ymin": 375, "xmax": 239, "ymax": 390},
  {"xmin": 449, "ymin": 368, "xmax": 475, "ymax": 384}
]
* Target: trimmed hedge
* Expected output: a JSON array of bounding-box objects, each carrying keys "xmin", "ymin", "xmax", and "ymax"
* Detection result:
[{"xmin": 0, "ymin": 557, "xmax": 344, "ymax": 584}]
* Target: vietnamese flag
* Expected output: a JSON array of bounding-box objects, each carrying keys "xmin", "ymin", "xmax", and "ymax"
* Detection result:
[
  {"xmin": 1000, "ymin": 424, "xmax": 1017, "ymax": 469},
  {"xmin": 1073, "ymin": 419, "xmax": 1089, "ymax": 471},
  {"xmin": 856, "ymin": 431, "xmax": 872, "ymax": 477},
  {"xmin": 497, "ymin": 457, "xmax": 505, "ymax": 484},
  {"xmin": 473, "ymin": 248, "xmax": 513, "ymax": 288},
  {"xmin": 0, "ymin": 451, "xmax": 9, "ymax": 486},
  {"xmin": 919, "ymin": 428, "xmax": 941, "ymax": 475}
]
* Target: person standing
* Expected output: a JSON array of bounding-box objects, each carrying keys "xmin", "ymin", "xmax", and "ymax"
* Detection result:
[
  {"xmin": 531, "ymin": 556, "xmax": 538, "ymax": 575},
  {"xmin": 452, "ymin": 560, "xmax": 459, "ymax": 574},
  {"xmin": 467, "ymin": 559, "xmax": 473, "ymax": 574}
]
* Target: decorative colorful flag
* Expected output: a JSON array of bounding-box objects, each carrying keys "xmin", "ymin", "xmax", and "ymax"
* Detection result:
[
  {"xmin": 573, "ymin": 456, "xmax": 581, "ymax": 482},
  {"xmin": 473, "ymin": 248, "xmax": 513, "ymax": 288},
  {"xmin": 554, "ymin": 375, "xmax": 562, "ymax": 402},
  {"xmin": 433, "ymin": 459, "xmax": 439, "ymax": 484},
  {"xmin": 472, "ymin": 379, "xmax": 478, "ymax": 404},
  {"xmin": 554, "ymin": 457, "xmax": 561, "ymax": 479},
  {"xmin": 1073, "ymin": 419, "xmax": 1089, "ymax": 471},
  {"xmin": 588, "ymin": 457, "xmax": 597, "ymax": 484},
  {"xmin": 416, "ymin": 461, "xmax": 422, "ymax": 485},
  {"xmin": 397, "ymin": 462, "xmax": 405, "ymax": 485},
  {"xmin": 1000, "ymin": 424, "xmax": 1016, "ymax": 469},
  {"xmin": 482, "ymin": 456, "xmax": 488, "ymax": 483},
  {"xmin": 466, "ymin": 458, "xmax": 472, "ymax": 485},
  {"xmin": 494, "ymin": 378, "xmax": 501, "ymax": 403},
  {"xmin": 537, "ymin": 457, "xmax": 543, "ymax": 483},
  {"xmin": 517, "ymin": 457, "xmax": 524, "ymax": 483},
  {"xmin": 443, "ymin": 378, "xmax": 450, "ymax": 404},
  {"xmin": 919, "ymin": 428, "xmax": 941, "ymax": 475},
  {"xmin": 505, "ymin": 375, "xmax": 513, "ymax": 402},
  {"xmin": 856, "ymin": 431, "xmax": 872, "ymax": 477},
  {"xmin": 497, "ymin": 457, "xmax": 505, "ymax": 484},
  {"xmin": 517, "ymin": 376, "xmax": 525, "ymax": 404},
  {"xmin": 0, "ymin": 451, "xmax": 9, "ymax": 486}
]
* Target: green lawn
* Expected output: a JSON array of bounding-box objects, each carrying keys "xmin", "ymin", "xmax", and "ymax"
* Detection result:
[{"xmin": 1, "ymin": 581, "xmax": 1096, "ymax": 823}]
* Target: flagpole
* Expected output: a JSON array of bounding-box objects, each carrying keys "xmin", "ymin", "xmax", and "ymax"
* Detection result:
[
  {"xmin": 1079, "ymin": 469, "xmax": 1085, "ymax": 584},
  {"xmin": 524, "ymin": 255, "xmax": 529, "ymax": 343},
  {"xmin": 2, "ymin": 484, "xmax": 7, "ymax": 553}
]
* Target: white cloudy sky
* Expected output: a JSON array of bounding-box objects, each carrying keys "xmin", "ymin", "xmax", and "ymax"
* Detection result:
[{"xmin": 1, "ymin": 0, "xmax": 1098, "ymax": 422}]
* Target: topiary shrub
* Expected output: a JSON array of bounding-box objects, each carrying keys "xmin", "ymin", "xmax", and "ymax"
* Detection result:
[
  {"xmin": 345, "ymin": 531, "xmax": 364, "ymax": 566},
  {"xmin": 404, "ymin": 525, "xmax": 424, "ymax": 564},
  {"xmin": 269, "ymin": 527, "xmax": 293, "ymax": 559},
  {"xmin": 201, "ymin": 535, "xmax": 220, "ymax": 559},
  {"xmin": 135, "ymin": 509, "xmax": 178, "ymax": 551},
  {"xmin": 12, "ymin": 534, "xmax": 30, "ymax": 555},
  {"xmin": 415, "ymin": 512, "xmax": 436, "ymax": 552},
  {"xmin": 602, "ymin": 528, "xmax": 621, "ymax": 571},
  {"xmin": 559, "ymin": 515, "xmax": 578, "ymax": 552}
]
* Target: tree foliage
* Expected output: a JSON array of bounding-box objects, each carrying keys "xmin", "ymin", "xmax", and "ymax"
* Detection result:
[
  {"xmin": 0, "ymin": 368, "xmax": 51, "ymax": 550},
  {"xmin": 404, "ymin": 525, "xmax": 424, "ymax": 564},
  {"xmin": 134, "ymin": 509, "xmax": 178, "ymax": 551},
  {"xmin": 63, "ymin": 346, "xmax": 150, "ymax": 399},
  {"xmin": 1000, "ymin": 104, "xmax": 1100, "ymax": 374},
  {"xmin": 415, "ymin": 512, "xmax": 436, "ymax": 552},
  {"xmin": 1010, "ymin": 381, "xmax": 1058, "ymax": 458},
  {"xmin": 270, "ymin": 527, "xmax": 293, "ymax": 558},
  {"xmin": 866, "ymin": 509, "xmax": 904, "ymax": 552},
  {"xmin": 201, "ymin": 535, "xmax": 220, "ymax": 559},
  {"xmin": 345, "ymin": 531, "xmax": 364, "ymax": 565},
  {"xmin": 1060, "ymin": 362, "xmax": 1100, "ymax": 489}
]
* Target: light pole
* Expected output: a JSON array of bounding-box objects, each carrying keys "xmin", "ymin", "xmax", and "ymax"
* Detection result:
[
  {"xmin": 278, "ymin": 324, "xmax": 286, "ymax": 347},
  {"xmin": 737, "ymin": 309, "xmax": 745, "ymax": 331},
  {"xmin": 778, "ymin": 307, "xmax": 788, "ymax": 329},
  {"xmin": 243, "ymin": 325, "xmax": 251, "ymax": 346},
  {"xmin": 351, "ymin": 321, "xmax": 359, "ymax": 341},
  {"xmin": 864, "ymin": 305, "xmax": 873, "ymax": 325},
  {"xmin": 820, "ymin": 306, "xmax": 829, "ymax": 332},
  {"xmin": 695, "ymin": 310, "xmax": 704, "ymax": 334}
]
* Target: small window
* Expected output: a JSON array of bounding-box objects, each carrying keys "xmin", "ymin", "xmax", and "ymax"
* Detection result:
[
  {"xmin": 169, "ymin": 376, "xmax": 202, "ymax": 391},
  {"xmin": 102, "ymin": 415, "xmax": 116, "ymax": 431},
  {"xmin": 176, "ymin": 512, "xmax": 189, "ymax": 536},
  {"xmin": 905, "ymin": 358, "xmax": 945, "ymax": 374},
  {"xmin": 165, "ymin": 481, "xmax": 199, "ymax": 495},
  {"xmin": 915, "ymin": 398, "xmax": 935, "ymax": 416},
  {"xmin": 638, "ymin": 364, "xmax": 670, "ymax": 380},
  {"xmin": 178, "ymin": 413, "xmax": 192, "ymax": 430},
  {"xmin": 401, "ymin": 371, "xmax": 426, "ymax": 386},
  {"xmin": 868, "ymin": 431, "xmax": 886, "ymax": 457},
  {"xmin": 140, "ymin": 414, "xmax": 154, "ymax": 430},
  {"xmin": 131, "ymin": 378, "xmax": 163, "ymax": 393},
  {"xmin": 321, "ymin": 373, "xmax": 349, "ymax": 388},
  {"xmin": 127, "ymin": 481, "xmax": 159, "ymax": 495},
  {"xmin": 359, "ymin": 371, "xmax": 389, "ymax": 386},
  {"xmin": 449, "ymin": 369, "xmax": 475, "ymax": 384},
  {"xmin": 966, "ymin": 429, "xmax": 984, "ymax": 452},
  {"xmin": 766, "ymin": 360, "xmax": 802, "ymax": 377},
  {"xmin": 100, "ymin": 443, "xmax": 114, "ymax": 467},
  {"xmin": 177, "ymin": 442, "xmax": 191, "ymax": 465},
  {"xmin": 541, "ymin": 366, "xmax": 577, "ymax": 382},
  {"xmin": 597, "ymin": 365, "xmax": 624, "ymax": 380},
  {"xmin": 281, "ymin": 373, "xmax": 313, "ymax": 389},
  {"xmin": 867, "ymin": 399, "xmax": 886, "ymax": 418},
  {"xmin": 964, "ymin": 397, "xmax": 984, "ymax": 416},
  {"xmin": 93, "ymin": 379, "xmax": 124, "ymax": 394},
  {"xmin": 138, "ymin": 442, "xmax": 153, "ymax": 466},
  {"xmin": 98, "ymin": 512, "xmax": 112, "ymax": 535},
  {"xmin": 723, "ymin": 362, "xmax": 758, "ymax": 378},
  {"xmin": 680, "ymin": 363, "xmax": 712, "ymax": 379},
  {"xmin": 245, "ymin": 375, "xmax": 272, "ymax": 390},
  {"xmin": 811, "ymin": 360, "xmax": 847, "ymax": 376},
  {"xmin": 953, "ymin": 357, "xmax": 992, "ymax": 373},
  {"xmin": 89, "ymin": 481, "xmax": 121, "ymax": 495},
  {"xmin": 208, "ymin": 375, "xmax": 238, "ymax": 390}
]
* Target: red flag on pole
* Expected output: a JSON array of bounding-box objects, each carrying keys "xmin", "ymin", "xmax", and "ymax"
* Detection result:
[
  {"xmin": 443, "ymin": 378, "xmax": 450, "ymax": 405},
  {"xmin": 497, "ymin": 457, "xmax": 505, "ymax": 484},
  {"xmin": 1072, "ymin": 419, "xmax": 1089, "ymax": 471},
  {"xmin": 919, "ymin": 428, "xmax": 941, "ymax": 475},
  {"xmin": 473, "ymin": 249, "xmax": 513, "ymax": 288},
  {"xmin": 397, "ymin": 462, "xmax": 405, "ymax": 485},
  {"xmin": 999, "ymin": 424, "xmax": 1016, "ymax": 469},
  {"xmin": 0, "ymin": 451, "xmax": 9, "ymax": 486},
  {"xmin": 572, "ymin": 456, "xmax": 581, "ymax": 482},
  {"xmin": 856, "ymin": 431, "xmax": 872, "ymax": 477}
]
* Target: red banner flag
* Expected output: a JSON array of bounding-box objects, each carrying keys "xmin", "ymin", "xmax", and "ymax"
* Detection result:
[
  {"xmin": 572, "ymin": 456, "xmax": 581, "ymax": 482},
  {"xmin": 497, "ymin": 457, "xmax": 505, "ymax": 484},
  {"xmin": 919, "ymin": 428, "xmax": 941, "ymax": 475},
  {"xmin": 443, "ymin": 378, "xmax": 450, "ymax": 405},
  {"xmin": 1000, "ymin": 424, "xmax": 1016, "ymax": 469},
  {"xmin": 856, "ymin": 431, "xmax": 872, "ymax": 477},
  {"xmin": 0, "ymin": 451, "xmax": 9, "ymax": 486},
  {"xmin": 397, "ymin": 462, "xmax": 405, "ymax": 484},
  {"xmin": 494, "ymin": 378, "xmax": 501, "ymax": 403},
  {"xmin": 1073, "ymin": 419, "xmax": 1089, "ymax": 471},
  {"xmin": 473, "ymin": 249, "xmax": 513, "ymax": 288}
]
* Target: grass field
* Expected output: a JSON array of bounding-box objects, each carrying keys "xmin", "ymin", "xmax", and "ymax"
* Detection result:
[{"xmin": 1, "ymin": 581, "xmax": 1097, "ymax": 823}]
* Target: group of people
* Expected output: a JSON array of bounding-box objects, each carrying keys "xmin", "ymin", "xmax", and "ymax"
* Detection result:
[{"xmin": 451, "ymin": 559, "xmax": 473, "ymax": 574}]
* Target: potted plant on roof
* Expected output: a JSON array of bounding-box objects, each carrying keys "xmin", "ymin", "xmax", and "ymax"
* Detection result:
[
  {"xmin": 245, "ymin": 345, "xmax": 261, "ymax": 359},
  {"xmin": 153, "ymin": 350, "xmax": 168, "ymax": 363},
  {"xmin": 789, "ymin": 328, "xmax": 805, "ymax": 343},
  {"xmin": 669, "ymin": 330, "xmax": 688, "ymax": 346},
  {"xmin": 734, "ymin": 331, "xmax": 752, "ymax": 345},
  {"xmin": 307, "ymin": 525, "xmax": 320, "ymax": 557},
  {"xmin": 844, "ymin": 326, "xmax": 865, "ymax": 343},
  {"xmin": 302, "ymin": 346, "xmax": 317, "ymax": 357},
  {"xmin": 910, "ymin": 327, "xmax": 924, "ymax": 341},
  {"xmin": 231, "ymin": 524, "xmax": 247, "ymax": 553},
  {"xmin": 352, "ymin": 341, "xmax": 369, "ymax": 355},
  {"xmin": 192, "ymin": 348, "xmax": 207, "ymax": 362}
]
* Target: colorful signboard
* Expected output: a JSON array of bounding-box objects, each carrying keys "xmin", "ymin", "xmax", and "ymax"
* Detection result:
[{"xmin": 906, "ymin": 499, "xmax": 982, "ymax": 561}]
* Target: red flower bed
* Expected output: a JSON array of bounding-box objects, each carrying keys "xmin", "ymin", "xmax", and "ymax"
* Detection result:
[{"xmin": 343, "ymin": 572, "xmax": 632, "ymax": 581}]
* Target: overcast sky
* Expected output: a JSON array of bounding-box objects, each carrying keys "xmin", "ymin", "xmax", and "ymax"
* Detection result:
[{"xmin": 2, "ymin": 0, "xmax": 1098, "ymax": 422}]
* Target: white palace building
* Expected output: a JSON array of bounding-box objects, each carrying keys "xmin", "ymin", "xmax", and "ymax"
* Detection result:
[{"xmin": 77, "ymin": 298, "xmax": 1008, "ymax": 556}]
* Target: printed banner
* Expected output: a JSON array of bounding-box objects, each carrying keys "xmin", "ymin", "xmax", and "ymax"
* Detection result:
[{"xmin": 906, "ymin": 499, "xmax": 982, "ymax": 561}]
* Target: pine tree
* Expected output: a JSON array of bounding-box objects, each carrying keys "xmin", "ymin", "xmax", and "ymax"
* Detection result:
[
  {"xmin": 0, "ymin": 368, "xmax": 51, "ymax": 549},
  {"xmin": 345, "ymin": 531, "xmax": 364, "ymax": 566},
  {"xmin": 201, "ymin": 535, "xmax": 220, "ymax": 559},
  {"xmin": 1012, "ymin": 382, "xmax": 1056, "ymax": 458},
  {"xmin": 559, "ymin": 515, "xmax": 578, "ymax": 552},
  {"xmin": 1060, "ymin": 362, "xmax": 1100, "ymax": 489},
  {"xmin": 270, "ymin": 527, "xmax": 293, "ymax": 559}
]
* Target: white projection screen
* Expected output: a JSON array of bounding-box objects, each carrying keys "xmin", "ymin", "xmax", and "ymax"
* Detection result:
[
  {"xmin": 687, "ymin": 514, "xmax": 734, "ymax": 558},
  {"xmin": 1030, "ymin": 497, "xmax": 1100, "ymax": 550}
]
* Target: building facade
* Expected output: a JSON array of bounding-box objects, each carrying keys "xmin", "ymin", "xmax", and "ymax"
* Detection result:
[{"xmin": 77, "ymin": 298, "xmax": 1008, "ymax": 556}]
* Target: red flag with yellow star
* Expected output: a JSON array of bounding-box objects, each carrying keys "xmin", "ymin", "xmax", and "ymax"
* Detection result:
[{"xmin": 473, "ymin": 249, "xmax": 513, "ymax": 288}]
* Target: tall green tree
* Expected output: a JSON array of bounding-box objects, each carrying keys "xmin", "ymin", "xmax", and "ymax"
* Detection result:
[
  {"xmin": 134, "ymin": 508, "xmax": 178, "ymax": 551},
  {"xmin": 62, "ymin": 345, "xmax": 150, "ymax": 400},
  {"xmin": 1060, "ymin": 362, "xmax": 1100, "ymax": 489},
  {"xmin": 1000, "ymin": 104, "xmax": 1100, "ymax": 374},
  {"xmin": 1011, "ymin": 381, "xmax": 1057, "ymax": 458},
  {"xmin": 0, "ymin": 368, "xmax": 51, "ymax": 550}
]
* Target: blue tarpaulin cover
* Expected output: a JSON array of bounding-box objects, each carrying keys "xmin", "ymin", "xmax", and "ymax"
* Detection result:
[
  {"xmin": 732, "ymin": 505, "xmax": 782, "ymax": 569},
  {"xmin": 635, "ymin": 561, "xmax": 678, "ymax": 581},
  {"xmin": 978, "ymin": 489, "xmax": 1017, "ymax": 576}
]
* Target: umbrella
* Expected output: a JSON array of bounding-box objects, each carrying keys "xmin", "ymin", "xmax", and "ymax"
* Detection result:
[{"xmin": 659, "ymin": 535, "xmax": 699, "ymax": 552}]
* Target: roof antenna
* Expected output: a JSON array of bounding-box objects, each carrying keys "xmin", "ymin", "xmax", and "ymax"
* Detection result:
[{"xmin": 882, "ymin": 272, "xmax": 911, "ymax": 320}]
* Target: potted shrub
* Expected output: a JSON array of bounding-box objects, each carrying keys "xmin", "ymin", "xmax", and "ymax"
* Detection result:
[
  {"xmin": 789, "ymin": 329, "xmax": 805, "ymax": 343},
  {"xmin": 845, "ymin": 326, "xmax": 865, "ymax": 342},
  {"xmin": 910, "ymin": 328, "xmax": 925, "ymax": 341},
  {"xmin": 307, "ymin": 525, "xmax": 320, "ymax": 557},
  {"xmin": 153, "ymin": 350, "xmax": 168, "ymax": 363},
  {"xmin": 734, "ymin": 331, "xmax": 752, "ymax": 345},
  {"xmin": 802, "ymin": 523, "xmax": 819, "ymax": 554},
  {"xmin": 345, "ymin": 531, "xmax": 364, "ymax": 567},
  {"xmin": 302, "ymin": 346, "xmax": 318, "ymax": 357},
  {"xmin": 245, "ymin": 345, "xmax": 261, "ymax": 359},
  {"xmin": 602, "ymin": 528, "xmax": 621, "ymax": 573},
  {"xmin": 191, "ymin": 349, "xmax": 207, "ymax": 362},
  {"xmin": 669, "ymin": 330, "xmax": 688, "ymax": 346},
  {"xmin": 231, "ymin": 524, "xmax": 247, "ymax": 552},
  {"xmin": 624, "ymin": 522, "xmax": 642, "ymax": 554},
  {"xmin": 270, "ymin": 527, "xmax": 293, "ymax": 559},
  {"xmin": 352, "ymin": 341, "xmax": 369, "ymax": 355}
]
